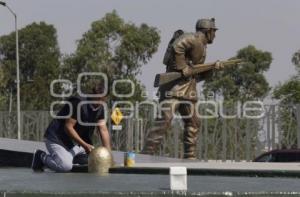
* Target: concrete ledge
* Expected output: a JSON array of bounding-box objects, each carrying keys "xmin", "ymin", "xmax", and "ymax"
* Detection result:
[
  {"xmin": 72, "ymin": 164, "xmax": 300, "ymax": 178},
  {"xmin": 0, "ymin": 149, "xmax": 33, "ymax": 167},
  {"xmin": 108, "ymin": 166, "xmax": 300, "ymax": 178}
]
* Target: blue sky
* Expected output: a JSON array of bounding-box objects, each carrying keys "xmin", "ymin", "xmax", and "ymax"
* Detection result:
[{"xmin": 1, "ymin": 0, "xmax": 299, "ymax": 98}]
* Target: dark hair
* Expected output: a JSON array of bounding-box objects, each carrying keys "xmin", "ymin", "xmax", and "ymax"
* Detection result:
[{"xmin": 91, "ymin": 81, "xmax": 108, "ymax": 96}]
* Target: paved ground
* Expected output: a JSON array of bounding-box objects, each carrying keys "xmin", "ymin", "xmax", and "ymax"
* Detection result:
[
  {"xmin": 3, "ymin": 137, "xmax": 300, "ymax": 177},
  {"xmin": 0, "ymin": 168, "xmax": 300, "ymax": 194},
  {"xmin": 0, "ymin": 137, "xmax": 182, "ymax": 164}
]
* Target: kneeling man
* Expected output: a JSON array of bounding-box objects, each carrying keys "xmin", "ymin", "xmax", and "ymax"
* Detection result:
[{"xmin": 31, "ymin": 82, "xmax": 111, "ymax": 172}]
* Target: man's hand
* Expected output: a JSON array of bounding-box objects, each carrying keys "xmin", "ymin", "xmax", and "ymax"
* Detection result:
[
  {"xmin": 65, "ymin": 118, "xmax": 95, "ymax": 153},
  {"xmin": 215, "ymin": 60, "xmax": 224, "ymax": 69},
  {"xmin": 182, "ymin": 66, "xmax": 193, "ymax": 77},
  {"xmin": 83, "ymin": 143, "xmax": 95, "ymax": 153}
]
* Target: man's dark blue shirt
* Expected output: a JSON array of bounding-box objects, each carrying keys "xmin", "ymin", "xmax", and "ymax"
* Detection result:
[{"xmin": 44, "ymin": 96, "xmax": 105, "ymax": 149}]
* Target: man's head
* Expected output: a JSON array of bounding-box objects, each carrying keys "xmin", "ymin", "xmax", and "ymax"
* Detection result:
[
  {"xmin": 86, "ymin": 79, "xmax": 108, "ymax": 104},
  {"xmin": 195, "ymin": 18, "xmax": 218, "ymax": 44}
]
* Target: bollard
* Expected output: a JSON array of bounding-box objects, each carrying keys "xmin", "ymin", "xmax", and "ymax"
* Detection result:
[{"xmin": 169, "ymin": 166, "xmax": 187, "ymax": 191}]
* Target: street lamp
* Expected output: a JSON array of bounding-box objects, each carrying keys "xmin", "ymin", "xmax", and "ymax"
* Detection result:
[{"xmin": 0, "ymin": 1, "xmax": 21, "ymax": 140}]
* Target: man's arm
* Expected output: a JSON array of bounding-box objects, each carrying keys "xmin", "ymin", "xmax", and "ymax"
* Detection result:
[
  {"xmin": 174, "ymin": 34, "xmax": 198, "ymax": 77},
  {"xmin": 65, "ymin": 118, "xmax": 94, "ymax": 153},
  {"xmin": 174, "ymin": 35, "xmax": 193, "ymax": 71},
  {"xmin": 97, "ymin": 120, "xmax": 111, "ymax": 151}
]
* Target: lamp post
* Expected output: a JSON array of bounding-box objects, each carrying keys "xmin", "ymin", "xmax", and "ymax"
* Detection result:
[{"xmin": 0, "ymin": 1, "xmax": 21, "ymax": 140}]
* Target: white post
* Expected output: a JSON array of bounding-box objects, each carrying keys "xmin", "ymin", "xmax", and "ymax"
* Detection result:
[
  {"xmin": 170, "ymin": 167, "xmax": 187, "ymax": 191},
  {"xmin": 15, "ymin": 13, "xmax": 21, "ymax": 140},
  {"xmin": 1, "ymin": 2, "xmax": 21, "ymax": 140}
]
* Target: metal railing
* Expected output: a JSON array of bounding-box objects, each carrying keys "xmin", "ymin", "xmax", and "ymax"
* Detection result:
[{"xmin": 1, "ymin": 104, "xmax": 299, "ymax": 161}]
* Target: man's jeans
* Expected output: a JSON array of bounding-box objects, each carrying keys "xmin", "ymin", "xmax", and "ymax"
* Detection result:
[{"xmin": 42, "ymin": 139, "xmax": 85, "ymax": 172}]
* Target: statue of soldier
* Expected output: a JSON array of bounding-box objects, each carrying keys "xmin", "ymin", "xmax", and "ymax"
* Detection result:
[{"xmin": 141, "ymin": 18, "xmax": 220, "ymax": 159}]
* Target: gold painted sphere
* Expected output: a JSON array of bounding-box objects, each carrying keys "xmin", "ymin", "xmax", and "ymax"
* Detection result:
[{"xmin": 88, "ymin": 146, "xmax": 113, "ymax": 174}]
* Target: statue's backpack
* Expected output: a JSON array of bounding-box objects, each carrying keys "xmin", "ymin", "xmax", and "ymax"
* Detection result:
[{"xmin": 162, "ymin": 29, "xmax": 184, "ymax": 67}]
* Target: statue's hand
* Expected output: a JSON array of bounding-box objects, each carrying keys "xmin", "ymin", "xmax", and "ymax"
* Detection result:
[
  {"xmin": 182, "ymin": 66, "xmax": 193, "ymax": 77},
  {"xmin": 215, "ymin": 60, "xmax": 224, "ymax": 69}
]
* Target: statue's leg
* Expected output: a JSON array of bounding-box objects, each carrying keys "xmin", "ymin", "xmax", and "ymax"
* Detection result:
[
  {"xmin": 179, "ymin": 102, "xmax": 200, "ymax": 159},
  {"xmin": 141, "ymin": 99, "xmax": 177, "ymax": 155}
]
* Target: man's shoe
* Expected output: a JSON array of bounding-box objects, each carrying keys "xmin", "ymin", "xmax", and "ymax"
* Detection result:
[
  {"xmin": 31, "ymin": 149, "xmax": 45, "ymax": 172},
  {"xmin": 73, "ymin": 153, "xmax": 88, "ymax": 165}
]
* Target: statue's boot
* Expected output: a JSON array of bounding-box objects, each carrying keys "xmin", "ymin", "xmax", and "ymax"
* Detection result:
[
  {"xmin": 141, "ymin": 120, "xmax": 167, "ymax": 155},
  {"xmin": 183, "ymin": 126, "xmax": 198, "ymax": 160}
]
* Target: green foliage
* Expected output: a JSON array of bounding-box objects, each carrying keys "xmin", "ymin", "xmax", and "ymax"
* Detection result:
[
  {"xmin": 201, "ymin": 45, "xmax": 272, "ymax": 160},
  {"xmin": 273, "ymin": 49, "xmax": 300, "ymax": 104},
  {"xmin": 0, "ymin": 12, "xmax": 160, "ymax": 111},
  {"xmin": 272, "ymin": 50, "xmax": 300, "ymax": 148},
  {"xmin": 0, "ymin": 65, "xmax": 4, "ymax": 88},
  {"xmin": 0, "ymin": 65, "xmax": 6, "ymax": 108},
  {"xmin": 203, "ymin": 45, "xmax": 272, "ymax": 102},
  {"xmin": 0, "ymin": 22, "xmax": 61, "ymax": 110},
  {"xmin": 292, "ymin": 50, "xmax": 300, "ymax": 73},
  {"xmin": 112, "ymin": 76, "xmax": 146, "ymax": 103},
  {"xmin": 61, "ymin": 11, "xmax": 160, "ymax": 102},
  {"xmin": 276, "ymin": 105, "xmax": 298, "ymax": 148},
  {"xmin": 273, "ymin": 77, "xmax": 300, "ymax": 104}
]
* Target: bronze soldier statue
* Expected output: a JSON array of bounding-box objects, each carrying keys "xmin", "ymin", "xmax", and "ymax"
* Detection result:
[{"xmin": 141, "ymin": 18, "xmax": 220, "ymax": 159}]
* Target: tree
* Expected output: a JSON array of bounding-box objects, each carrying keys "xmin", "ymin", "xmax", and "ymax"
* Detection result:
[
  {"xmin": 0, "ymin": 64, "xmax": 6, "ymax": 108},
  {"xmin": 60, "ymin": 11, "xmax": 160, "ymax": 151},
  {"xmin": 203, "ymin": 45, "xmax": 272, "ymax": 101},
  {"xmin": 292, "ymin": 50, "xmax": 300, "ymax": 74},
  {"xmin": 273, "ymin": 77, "xmax": 300, "ymax": 104},
  {"xmin": 201, "ymin": 45, "xmax": 272, "ymax": 160},
  {"xmin": 273, "ymin": 50, "xmax": 300, "ymax": 148},
  {"xmin": 61, "ymin": 11, "xmax": 160, "ymax": 102},
  {"xmin": 0, "ymin": 22, "xmax": 61, "ymax": 110}
]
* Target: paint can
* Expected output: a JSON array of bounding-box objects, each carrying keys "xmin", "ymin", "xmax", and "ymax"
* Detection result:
[{"xmin": 124, "ymin": 151, "xmax": 135, "ymax": 167}]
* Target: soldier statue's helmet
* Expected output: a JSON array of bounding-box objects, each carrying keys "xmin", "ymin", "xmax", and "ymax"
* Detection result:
[{"xmin": 195, "ymin": 18, "xmax": 218, "ymax": 31}]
